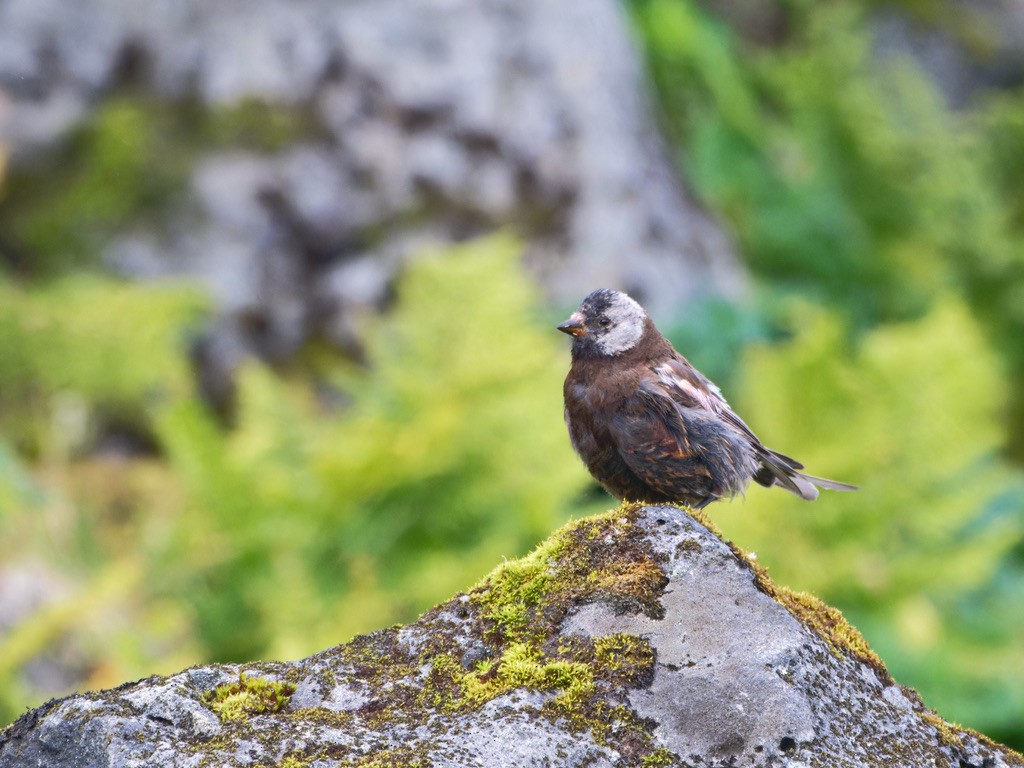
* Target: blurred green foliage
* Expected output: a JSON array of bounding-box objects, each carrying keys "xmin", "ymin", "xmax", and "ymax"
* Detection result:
[
  {"xmin": 629, "ymin": 0, "xmax": 1024, "ymax": 745},
  {"xmin": 0, "ymin": 273, "xmax": 205, "ymax": 719},
  {"xmin": 0, "ymin": 237, "xmax": 599, "ymax": 724},
  {"xmin": 635, "ymin": 1, "xmax": 946, "ymax": 321},
  {"xmin": 0, "ymin": 276, "xmax": 204, "ymax": 455},
  {"xmin": 155, "ymin": 237, "xmax": 594, "ymax": 661},
  {"xmin": 632, "ymin": 0, "xmax": 1024, "ymax": 457},
  {"xmin": 714, "ymin": 299, "xmax": 1024, "ymax": 736}
]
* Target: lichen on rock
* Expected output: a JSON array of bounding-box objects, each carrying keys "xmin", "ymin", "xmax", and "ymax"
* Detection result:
[{"xmin": 1, "ymin": 504, "xmax": 1021, "ymax": 768}]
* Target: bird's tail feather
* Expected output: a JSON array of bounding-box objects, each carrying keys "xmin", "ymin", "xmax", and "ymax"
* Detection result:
[
  {"xmin": 785, "ymin": 472, "xmax": 820, "ymax": 501},
  {"xmin": 756, "ymin": 451, "xmax": 857, "ymax": 501},
  {"xmin": 798, "ymin": 474, "xmax": 859, "ymax": 493}
]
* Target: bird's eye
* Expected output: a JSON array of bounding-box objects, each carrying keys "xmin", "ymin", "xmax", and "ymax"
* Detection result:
[{"xmin": 598, "ymin": 316, "xmax": 612, "ymax": 328}]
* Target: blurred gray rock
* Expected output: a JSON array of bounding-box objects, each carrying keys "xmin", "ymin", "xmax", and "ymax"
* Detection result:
[
  {"xmin": 0, "ymin": 562, "xmax": 90, "ymax": 698},
  {"xmin": 870, "ymin": 1, "xmax": 1024, "ymax": 109},
  {"xmin": 696, "ymin": 0, "xmax": 789, "ymax": 47},
  {"xmin": 0, "ymin": 0, "xmax": 745, "ymax": 396},
  {"xmin": 2, "ymin": 505, "xmax": 1020, "ymax": 768}
]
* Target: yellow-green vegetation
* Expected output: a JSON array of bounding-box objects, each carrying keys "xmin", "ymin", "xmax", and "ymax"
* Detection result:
[
  {"xmin": 457, "ymin": 509, "xmax": 661, "ymax": 736},
  {"xmin": 315, "ymin": 505, "xmax": 666, "ymax": 763},
  {"xmin": 471, "ymin": 505, "xmax": 665, "ymax": 644},
  {"xmin": 774, "ymin": 589, "xmax": 884, "ymax": 674},
  {"xmin": 340, "ymin": 747, "xmax": 430, "ymax": 768},
  {"xmin": 593, "ymin": 633, "xmax": 657, "ymax": 679},
  {"xmin": 0, "ymin": 276, "xmax": 205, "ymax": 452},
  {"xmin": 422, "ymin": 632, "xmax": 655, "ymax": 716},
  {"xmin": 201, "ymin": 673, "xmax": 296, "ymax": 722},
  {"xmin": 919, "ymin": 710, "xmax": 1024, "ymax": 764},
  {"xmin": 427, "ymin": 644, "xmax": 594, "ymax": 711},
  {"xmin": 0, "ymin": 238, "xmax": 604, "ymax": 726},
  {"xmin": 920, "ymin": 710, "xmax": 1024, "ymax": 765},
  {"xmin": 920, "ymin": 711, "xmax": 976, "ymax": 751},
  {"xmin": 632, "ymin": 0, "xmax": 1024, "ymax": 356},
  {"xmin": 641, "ymin": 747, "xmax": 678, "ymax": 767}
]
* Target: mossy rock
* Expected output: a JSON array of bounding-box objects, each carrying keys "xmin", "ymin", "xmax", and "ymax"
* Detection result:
[{"xmin": 1, "ymin": 505, "xmax": 1020, "ymax": 767}]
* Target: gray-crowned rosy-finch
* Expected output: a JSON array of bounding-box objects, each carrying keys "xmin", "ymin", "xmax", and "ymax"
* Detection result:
[{"xmin": 558, "ymin": 289, "xmax": 856, "ymax": 508}]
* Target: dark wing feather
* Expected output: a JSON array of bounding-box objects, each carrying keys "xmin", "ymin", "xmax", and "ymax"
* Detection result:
[
  {"xmin": 652, "ymin": 358, "xmax": 856, "ymax": 500},
  {"xmin": 610, "ymin": 377, "xmax": 763, "ymax": 503},
  {"xmin": 654, "ymin": 358, "xmax": 763, "ymax": 443},
  {"xmin": 609, "ymin": 382, "xmax": 717, "ymax": 502}
]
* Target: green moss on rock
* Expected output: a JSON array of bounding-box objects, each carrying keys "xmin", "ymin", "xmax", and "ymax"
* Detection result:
[
  {"xmin": 592, "ymin": 633, "xmax": 657, "ymax": 688},
  {"xmin": 920, "ymin": 709, "xmax": 1022, "ymax": 759},
  {"xmin": 426, "ymin": 643, "xmax": 594, "ymax": 712},
  {"xmin": 772, "ymin": 587, "xmax": 887, "ymax": 676},
  {"xmin": 200, "ymin": 672, "xmax": 296, "ymax": 723},
  {"xmin": 5, "ymin": 504, "xmax": 1023, "ymax": 767},
  {"xmin": 471, "ymin": 504, "xmax": 668, "ymax": 645},
  {"xmin": 302, "ymin": 504, "xmax": 669, "ymax": 764},
  {"xmin": 341, "ymin": 746, "xmax": 432, "ymax": 768},
  {"xmin": 641, "ymin": 746, "xmax": 681, "ymax": 767}
]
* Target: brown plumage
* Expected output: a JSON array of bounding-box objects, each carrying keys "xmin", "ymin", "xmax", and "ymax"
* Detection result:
[{"xmin": 557, "ymin": 289, "xmax": 856, "ymax": 509}]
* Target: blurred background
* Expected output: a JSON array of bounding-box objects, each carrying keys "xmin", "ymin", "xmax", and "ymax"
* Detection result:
[{"xmin": 1, "ymin": 0, "xmax": 1023, "ymax": 749}]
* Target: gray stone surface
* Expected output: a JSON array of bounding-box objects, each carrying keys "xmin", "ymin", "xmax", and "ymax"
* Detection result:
[
  {"xmin": 563, "ymin": 560, "xmax": 819, "ymax": 760},
  {"xmin": 870, "ymin": 1, "xmax": 1024, "ymax": 109},
  {"xmin": 0, "ymin": 0, "xmax": 746, "ymax": 390},
  {"xmin": 1, "ymin": 505, "xmax": 1020, "ymax": 768}
]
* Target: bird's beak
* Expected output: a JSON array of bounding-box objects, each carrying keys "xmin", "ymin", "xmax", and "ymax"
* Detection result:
[{"xmin": 557, "ymin": 313, "xmax": 587, "ymax": 337}]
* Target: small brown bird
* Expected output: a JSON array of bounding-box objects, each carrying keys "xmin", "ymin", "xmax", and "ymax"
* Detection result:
[{"xmin": 558, "ymin": 289, "xmax": 856, "ymax": 508}]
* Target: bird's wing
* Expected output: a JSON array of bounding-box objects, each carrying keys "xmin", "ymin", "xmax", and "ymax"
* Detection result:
[
  {"xmin": 652, "ymin": 358, "xmax": 823, "ymax": 499},
  {"xmin": 654, "ymin": 358, "xmax": 805, "ymax": 469},
  {"xmin": 648, "ymin": 358, "xmax": 857, "ymax": 499},
  {"xmin": 609, "ymin": 379, "xmax": 718, "ymax": 500}
]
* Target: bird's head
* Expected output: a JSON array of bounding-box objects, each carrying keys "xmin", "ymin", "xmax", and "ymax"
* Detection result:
[{"xmin": 557, "ymin": 289, "xmax": 648, "ymax": 357}]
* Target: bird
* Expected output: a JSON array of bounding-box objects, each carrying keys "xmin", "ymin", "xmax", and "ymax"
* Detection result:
[{"xmin": 557, "ymin": 288, "xmax": 856, "ymax": 509}]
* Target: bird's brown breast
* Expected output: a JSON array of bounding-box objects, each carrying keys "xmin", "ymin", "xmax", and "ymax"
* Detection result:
[{"xmin": 563, "ymin": 343, "xmax": 674, "ymax": 502}]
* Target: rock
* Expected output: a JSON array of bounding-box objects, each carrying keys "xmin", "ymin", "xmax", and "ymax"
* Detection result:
[
  {"xmin": 870, "ymin": 2, "xmax": 1024, "ymax": 109},
  {"xmin": 0, "ymin": 0, "xmax": 746, "ymax": 399},
  {"xmin": 2, "ymin": 505, "xmax": 1020, "ymax": 768},
  {"xmin": 0, "ymin": 562, "xmax": 89, "ymax": 699},
  {"xmin": 696, "ymin": 0, "xmax": 789, "ymax": 47}
]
